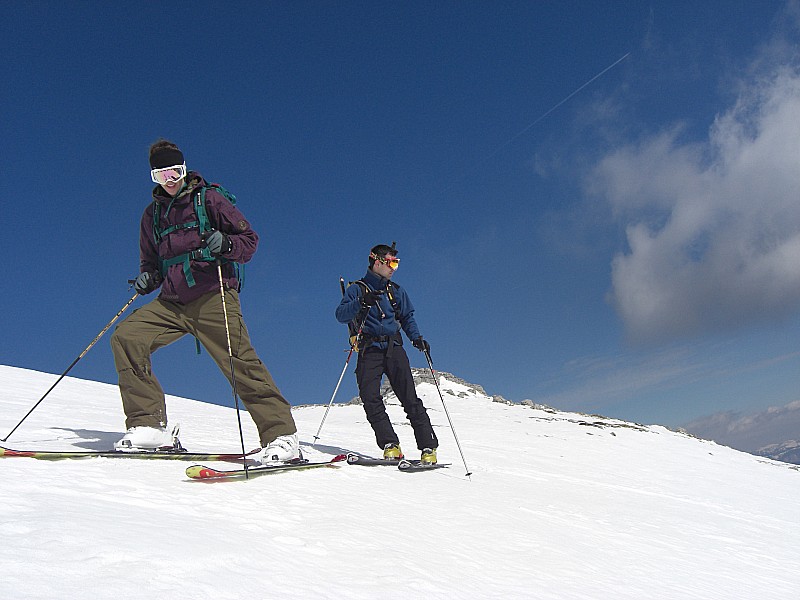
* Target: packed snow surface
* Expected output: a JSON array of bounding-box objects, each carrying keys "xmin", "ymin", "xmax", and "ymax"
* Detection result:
[{"xmin": 1, "ymin": 365, "xmax": 798, "ymax": 599}]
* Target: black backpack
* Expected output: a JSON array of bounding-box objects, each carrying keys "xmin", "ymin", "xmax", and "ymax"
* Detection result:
[{"xmin": 342, "ymin": 278, "xmax": 401, "ymax": 350}]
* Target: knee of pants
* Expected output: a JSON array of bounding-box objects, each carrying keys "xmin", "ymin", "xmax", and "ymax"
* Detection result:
[
  {"xmin": 118, "ymin": 362, "xmax": 152, "ymax": 380},
  {"xmin": 362, "ymin": 401, "xmax": 389, "ymax": 421},
  {"xmin": 360, "ymin": 390, "xmax": 387, "ymax": 411},
  {"xmin": 111, "ymin": 320, "xmax": 135, "ymax": 347},
  {"xmin": 111, "ymin": 323, "xmax": 152, "ymax": 373}
]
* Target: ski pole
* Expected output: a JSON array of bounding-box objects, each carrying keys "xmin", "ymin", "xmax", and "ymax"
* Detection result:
[
  {"xmin": 312, "ymin": 278, "xmax": 373, "ymax": 442},
  {"xmin": 2, "ymin": 292, "xmax": 140, "ymax": 442},
  {"xmin": 423, "ymin": 349, "xmax": 473, "ymax": 478},
  {"xmin": 312, "ymin": 348, "xmax": 355, "ymax": 443},
  {"xmin": 216, "ymin": 262, "xmax": 250, "ymax": 479}
]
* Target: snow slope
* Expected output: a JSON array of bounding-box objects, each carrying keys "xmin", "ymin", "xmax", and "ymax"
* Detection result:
[{"xmin": 1, "ymin": 364, "xmax": 799, "ymax": 600}]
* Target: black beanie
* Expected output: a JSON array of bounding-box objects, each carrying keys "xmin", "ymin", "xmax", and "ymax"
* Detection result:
[{"xmin": 150, "ymin": 147, "xmax": 185, "ymax": 169}]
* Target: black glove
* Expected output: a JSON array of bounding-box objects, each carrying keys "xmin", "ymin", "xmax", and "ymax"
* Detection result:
[
  {"xmin": 412, "ymin": 337, "xmax": 430, "ymax": 353},
  {"xmin": 133, "ymin": 271, "xmax": 161, "ymax": 295},
  {"xmin": 203, "ymin": 230, "xmax": 233, "ymax": 257},
  {"xmin": 361, "ymin": 289, "xmax": 383, "ymax": 307}
]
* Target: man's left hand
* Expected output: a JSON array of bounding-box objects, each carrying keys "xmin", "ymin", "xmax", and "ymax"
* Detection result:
[
  {"xmin": 204, "ymin": 230, "xmax": 232, "ymax": 256},
  {"xmin": 412, "ymin": 337, "xmax": 430, "ymax": 353}
]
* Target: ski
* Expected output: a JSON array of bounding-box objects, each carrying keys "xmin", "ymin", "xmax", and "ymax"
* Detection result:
[
  {"xmin": 186, "ymin": 454, "xmax": 347, "ymax": 480},
  {"xmin": 398, "ymin": 459, "xmax": 450, "ymax": 472},
  {"xmin": 346, "ymin": 453, "xmax": 449, "ymax": 471},
  {"xmin": 345, "ymin": 453, "xmax": 402, "ymax": 466},
  {"xmin": 0, "ymin": 445, "xmax": 260, "ymax": 463}
]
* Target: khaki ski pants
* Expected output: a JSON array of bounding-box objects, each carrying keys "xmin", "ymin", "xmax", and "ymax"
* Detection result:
[{"xmin": 110, "ymin": 290, "xmax": 296, "ymax": 446}]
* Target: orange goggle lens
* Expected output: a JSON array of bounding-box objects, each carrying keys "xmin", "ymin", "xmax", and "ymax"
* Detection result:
[{"xmin": 371, "ymin": 252, "xmax": 399, "ymax": 270}]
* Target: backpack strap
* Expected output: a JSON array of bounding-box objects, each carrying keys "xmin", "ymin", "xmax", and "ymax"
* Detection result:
[
  {"xmin": 348, "ymin": 279, "xmax": 404, "ymax": 350},
  {"xmin": 351, "ymin": 279, "xmax": 401, "ymax": 316},
  {"xmin": 385, "ymin": 281, "xmax": 401, "ymax": 325},
  {"xmin": 200, "ymin": 184, "xmax": 245, "ymax": 291},
  {"xmin": 152, "ymin": 187, "xmax": 223, "ymax": 288},
  {"xmin": 153, "ymin": 196, "xmax": 200, "ymax": 244},
  {"xmin": 195, "ymin": 187, "xmax": 212, "ymax": 234}
]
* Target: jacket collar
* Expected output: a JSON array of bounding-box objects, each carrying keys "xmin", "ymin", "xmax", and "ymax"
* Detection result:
[{"xmin": 363, "ymin": 268, "xmax": 390, "ymax": 290}]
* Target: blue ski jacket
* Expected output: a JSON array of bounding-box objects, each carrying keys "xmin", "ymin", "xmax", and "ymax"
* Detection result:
[{"xmin": 335, "ymin": 269, "xmax": 421, "ymax": 350}]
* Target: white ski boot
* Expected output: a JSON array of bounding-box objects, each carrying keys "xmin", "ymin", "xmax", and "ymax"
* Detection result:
[
  {"xmin": 257, "ymin": 434, "xmax": 300, "ymax": 464},
  {"xmin": 114, "ymin": 424, "xmax": 182, "ymax": 452}
]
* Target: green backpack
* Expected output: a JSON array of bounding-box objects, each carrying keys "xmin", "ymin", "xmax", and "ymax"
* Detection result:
[{"xmin": 152, "ymin": 184, "xmax": 245, "ymax": 291}]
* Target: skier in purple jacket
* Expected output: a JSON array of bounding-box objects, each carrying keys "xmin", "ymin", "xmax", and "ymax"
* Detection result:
[{"xmin": 110, "ymin": 139, "xmax": 298, "ymax": 463}]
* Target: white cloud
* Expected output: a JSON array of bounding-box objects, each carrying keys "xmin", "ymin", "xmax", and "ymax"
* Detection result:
[
  {"xmin": 592, "ymin": 66, "xmax": 800, "ymax": 342},
  {"xmin": 683, "ymin": 399, "xmax": 800, "ymax": 452}
]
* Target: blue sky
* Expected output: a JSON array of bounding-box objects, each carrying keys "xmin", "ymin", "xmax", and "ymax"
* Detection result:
[{"xmin": 4, "ymin": 1, "xmax": 800, "ymax": 431}]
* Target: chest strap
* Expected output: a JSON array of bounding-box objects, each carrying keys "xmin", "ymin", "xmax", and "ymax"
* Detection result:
[{"xmin": 159, "ymin": 247, "xmax": 218, "ymax": 288}]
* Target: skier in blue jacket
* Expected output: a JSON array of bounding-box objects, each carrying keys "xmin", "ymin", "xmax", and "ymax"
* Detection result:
[{"xmin": 336, "ymin": 244, "xmax": 438, "ymax": 464}]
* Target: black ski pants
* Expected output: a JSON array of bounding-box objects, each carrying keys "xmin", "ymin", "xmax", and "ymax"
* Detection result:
[{"xmin": 355, "ymin": 343, "xmax": 438, "ymax": 451}]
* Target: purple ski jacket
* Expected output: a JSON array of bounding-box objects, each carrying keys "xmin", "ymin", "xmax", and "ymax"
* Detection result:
[{"xmin": 139, "ymin": 171, "xmax": 258, "ymax": 304}]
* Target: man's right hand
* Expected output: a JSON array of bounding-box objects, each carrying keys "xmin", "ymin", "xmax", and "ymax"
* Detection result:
[
  {"xmin": 361, "ymin": 289, "xmax": 384, "ymax": 307},
  {"xmin": 133, "ymin": 271, "xmax": 162, "ymax": 295}
]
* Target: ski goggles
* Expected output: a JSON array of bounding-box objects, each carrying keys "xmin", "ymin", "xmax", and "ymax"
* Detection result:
[
  {"xmin": 371, "ymin": 252, "xmax": 400, "ymax": 270},
  {"xmin": 150, "ymin": 163, "xmax": 187, "ymax": 185}
]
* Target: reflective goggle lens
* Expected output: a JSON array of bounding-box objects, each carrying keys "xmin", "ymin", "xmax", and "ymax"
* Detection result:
[
  {"xmin": 371, "ymin": 252, "xmax": 399, "ymax": 270},
  {"xmin": 151, "ymin": 163, "xmax": 187, "ymax": 185}
]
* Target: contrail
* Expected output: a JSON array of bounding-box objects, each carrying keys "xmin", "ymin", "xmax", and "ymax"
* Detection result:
[
  {"xmin": 485, "ymin": 52, "xmax": 631, "ymax": 161},
  {"xmin": 440, "ymin": 52, "xmax": 631, "ymax": 194}
]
